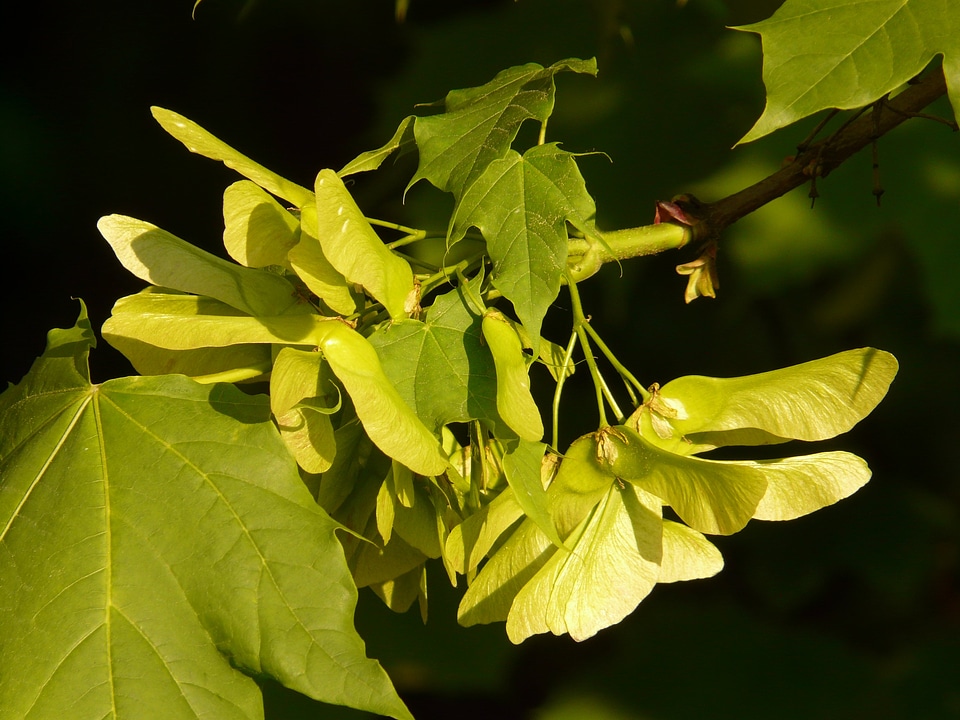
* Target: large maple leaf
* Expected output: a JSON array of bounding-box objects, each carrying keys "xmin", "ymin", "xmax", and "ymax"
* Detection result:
[{"xmin": 0, "ymin": 303, "xmax": 412, "ymax": 720}]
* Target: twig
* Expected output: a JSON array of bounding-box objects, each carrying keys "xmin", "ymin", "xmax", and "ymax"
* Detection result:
[{"xmin": 691, "ymin": 66, "xmax": 952, "ymax": 240}]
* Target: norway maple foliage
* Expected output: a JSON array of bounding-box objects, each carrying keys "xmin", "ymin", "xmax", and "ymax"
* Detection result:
[{"xmin": 2, "ymin": 0, "xmax": 954, "ymax": 717}]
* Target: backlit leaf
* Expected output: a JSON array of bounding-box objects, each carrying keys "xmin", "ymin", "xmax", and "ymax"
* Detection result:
[
  {"xmin": 600, "ymin": 425, "xmax": 770, "ymax": 535},
  {"xmin": 445, "ymin": 488, "xmax": 524, "ymax": 576},
  {"xmin": 658, "ymin": 521, "xmax": 724, "ymax": 584},
  {"xmin": 601, "ymin": 425, "xmax": 870, "ymax": 535},
  {"xmin": 98, "ymin": 215, "xmax": 301, "ymax": 317},
  {"xmin": 654, "ymin": 348, "xmax": 898, "ymax": 448},
  {"xmin": 501, "ymin": 438, "xmax": 563, "ymax": 548},
  {"xmin": 546, "ymin": 434, "xmax": 615, "ymax": 538},
  {"xmin": 152, "ymin": 107, "xmax": 314, "ymax": 207},
  {"xmin": 506, "ymin": 484, "xmax": 662, "ymax": 643},
  {"xmin": 314, "ymin": 170, "xmax": 415, "ymax": 320},
  {"xmin": 457, "ymin": 517, "xmax": 555, "ymax": 628},
  {"xmin": 482, "ymin": 310, "xmax": 544, "ymax": 441},
  {"xmin": 222, "ymin": 180, "xmax": 300, "ymax": 269},
  {"xmin": 752, "ymin": 451, "xmax": 871, "ymax": 521}
]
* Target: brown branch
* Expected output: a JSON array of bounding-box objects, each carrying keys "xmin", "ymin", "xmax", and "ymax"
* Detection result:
[{"xmin": 687, "ymin": 66, "xmax": 954, "ymax": 241}]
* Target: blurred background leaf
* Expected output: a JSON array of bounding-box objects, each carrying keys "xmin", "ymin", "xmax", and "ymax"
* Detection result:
[{"xmin": 2, "ymin": 1, "xmax": 957, "ymax": 718}]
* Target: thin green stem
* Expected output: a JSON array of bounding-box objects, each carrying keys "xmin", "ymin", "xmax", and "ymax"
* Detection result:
[
  {"xmin": 577, "ymin": 327, "xmax": 608, "ymax": 428},
  {"xmin": 551, "ymin": 330, "xmax": 579, "ymax": 450},
  {"xmin": 393, "ymin": 251, "xmax": 437, "ymax": 273},
  {"xmin": 455, "ymin": 266, "xmax": 486, "ymax": 314},
  {"xmin": 566, "ymin": 273, "xmax": 616, "ymax": 428},
  {"xmin": 419, "ymin": 258, "xmax": 475, "ymax": 297},
  {"xmin": 580, "ymin": 321, "xmax": 651, "ymax": 403},
  {"xmin": 588, "ymin": 347, "xmax": 623, "ymax": 421},
  {"xmin": 386, "ymin": 233, "xmax": 430, "ymax": 251},
  {"xmin": 368, "ymin": 217, "xmax": 426, "ymax": 237}
]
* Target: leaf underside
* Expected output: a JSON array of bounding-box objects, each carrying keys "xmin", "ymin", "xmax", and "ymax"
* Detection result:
[
  {"xmin": 0, "ymin": 303, "xmax": 412, "ymax": 720},
  {"xmin": 735, "ymin": 0, "xmax": 960, "ymax": 143}
]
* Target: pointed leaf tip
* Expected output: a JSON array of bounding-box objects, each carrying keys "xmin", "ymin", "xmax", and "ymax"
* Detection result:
[{"xmin": 733, "ymin": 0, "xmax": 960, "ymax": 143}]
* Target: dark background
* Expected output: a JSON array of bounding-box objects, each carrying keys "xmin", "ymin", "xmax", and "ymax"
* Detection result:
[{"xmin": 2, "ymin": 0, "xmax": 958, "ymax": 717}]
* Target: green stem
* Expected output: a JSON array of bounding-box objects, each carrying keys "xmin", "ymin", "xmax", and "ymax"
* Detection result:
[
  {"xmin": 566, "ymin": 223, "xmax": 690, "ymax": 282},
  {"xmin": 419, "ymin": 258, "xmax": 476, "ymax": 297},
  {"xmin": 589, "ymin": 349, "xmax": 623, "ymax": 422},
  {"xmin": 386, "ymin": 234, "xmax": 430, "ymax": 251},
  {"xmin": 455, "ymin": 266, "xmax": 486, "ymax": 314},
  {"xmin": 580, "ymin": 321, "xmax": 650, "ymax": 403},
  {"xmin": 578, "ymin": 328, "xmax": 608, "ymax": 428},
  {"xmin": 368, "ymin": 217, "xmax": 426, "ymax": 237},
  {"xmin": 551, "ymin": 330, "xmax": 579, "ymax": 450},
  {"xmin": 566, "ymin": 273, "xmax": 616, "ymax": 428}
]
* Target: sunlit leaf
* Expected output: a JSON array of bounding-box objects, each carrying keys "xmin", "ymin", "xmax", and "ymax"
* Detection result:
[
  {"xmin": 104, "ymin": 289, "xmax": 447, "ymax": 477},
  {"xmin": 368, "ymin": 279, "xmax": 500, "ymax": 433},
  {"xmin": 151, "ymin": 107, "xmax": 314, "ymax": 207},
  {"xmin": 222, "ymin": 180, "xmax": 300, "ymax": 269},
  {"xmin": 410, "ymin": 57, "xmax": 597, "ymax": 198},
  {"xmin": 291, "ymin": 204, "xmax": 360, "ymax": 316},
  {"xmin": 320, "ymin": 323, "xmax": 449, "ymax": 477},
  {"xmin": 734, "ymin": 0, "xmax": 960, "ymax": 144},
  {"xmin": 339, "ymin": 115, "xmax": 416, "ymax": 177},
  {"xmin": 314, "ymin": 170, "xmax": 415, "ymax": 320},
  {"xmin": 506, "ymin": 484, "xmax": 662, "ymax": 643},
  {"xmin": 653, "ymin": 348, "xmax": 898, "ymax": 448},
  {"xmin": 0, "ymin": 303, "xmax": 412, "ymax": 720},
  {"xmin": 271, "ymin": 348, "xmax": 339, "ymax": 474},
  {"xmin": 449, "ymin": 144, "xmax": 595, "ymax": 344},
  {"xmin": 482, "ymin": 310, "xmax": 544, "ymax": 441},
  {"xmin": 103, "ymin": 290, "xmax": 337, "ymax": 350},
  {"xmin": 98, "ymin": 215, "xmax": 301, "ymax": 317}
]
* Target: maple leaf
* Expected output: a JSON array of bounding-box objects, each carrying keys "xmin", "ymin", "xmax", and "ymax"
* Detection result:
[{"xmin": 735, "ymin": 0, "xmax": 959, "ymax": 144}]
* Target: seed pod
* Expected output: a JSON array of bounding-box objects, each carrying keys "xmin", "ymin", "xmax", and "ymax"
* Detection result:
[{"xmin": 481, "ymin": 310, "xmax": 543, "ymax": 442}]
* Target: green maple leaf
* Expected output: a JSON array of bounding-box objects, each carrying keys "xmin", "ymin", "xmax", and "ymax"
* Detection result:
[
  {"xmin": 368, "ymin": 278, "xmax": 500, "ymax": 433},
  {"xmin": 448, "ymin": 143, "xmax": 596, "ymax": 346},
  {"xmin": 410, "ymin": 58, "xmax": 597, "ymax": 197},
  {"xmin": 735, "ymin": 0, "xmax": 960, "ymax": 144},
  {"xmin": 0, "ymin": 303, "xmax": 412, "ymax": 720}
]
